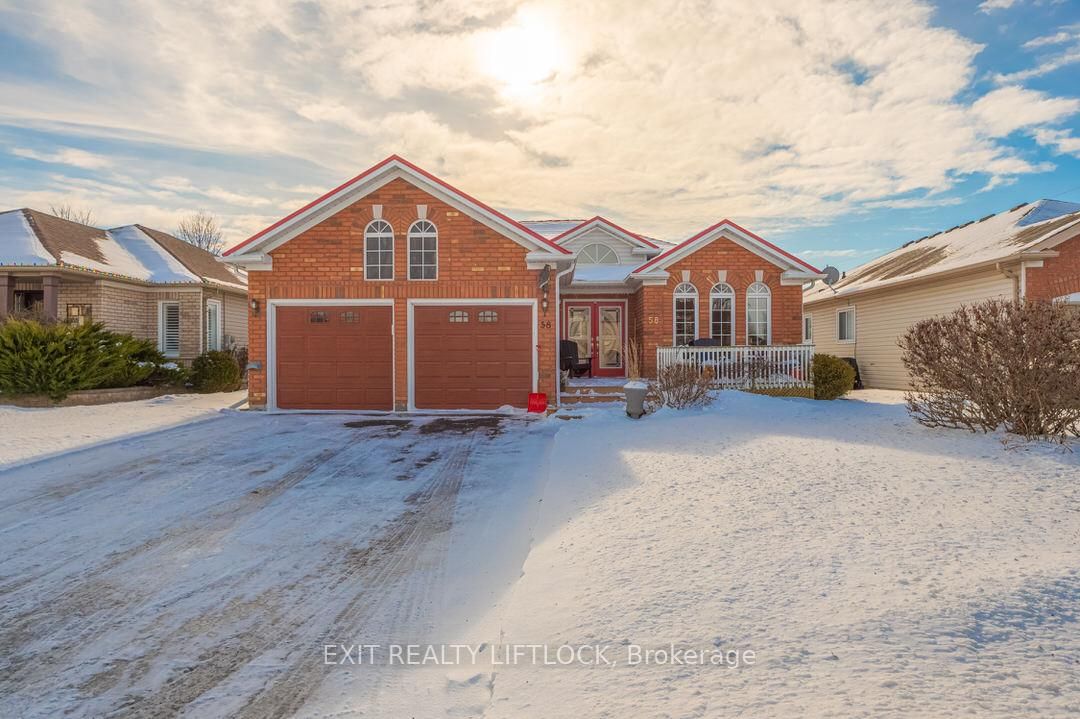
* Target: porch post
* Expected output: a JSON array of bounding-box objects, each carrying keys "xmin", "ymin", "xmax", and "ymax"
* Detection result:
[
  {"xmin": 0, "ymin": 273, "xmax": 9, "ymax": 320},
  {"xmin": 42, "ymin": 275, "xmax": 59, "ymax": 321}
]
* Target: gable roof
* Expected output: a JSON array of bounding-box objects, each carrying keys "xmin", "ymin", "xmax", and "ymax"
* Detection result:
[
  {"xmin": 223, "ymin": 155, "xmax": 572, "ymax": 259},
  {"xmin": 520, "ymin": 219, "xmax": 586, "ymax": 239},
  {"xmin": 0, "ymin": 208, "xmax": 246, "ymax": 289},
  {"xmin": 804, "ymin": 198, "xmax": 1080, "ymax": 303},
  {"xmin": 632, "ymin": 219, "xmax": 822, "ymax": 276},
  {"xmin": 549, "ymin": 216, "xmax": 660, "ymax": 250}
]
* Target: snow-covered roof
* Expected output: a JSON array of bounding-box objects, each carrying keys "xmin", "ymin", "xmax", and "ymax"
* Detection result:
[
  {"xmin": 805, "ymin": 199, "xmax": 1080, "ymax": 302},
  {"xmin": 0, "ymin": 208, "xmax": 246, "ymax": 289},
  {"xmin": 519, "ymin": 219, "xmax": 586, "ymax": 239},
  {"xmin": 572, "ymin": 264, "xmax": 632, "ymax": 283}
]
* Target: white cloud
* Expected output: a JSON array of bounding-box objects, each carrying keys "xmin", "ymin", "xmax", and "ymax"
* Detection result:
[
  {"xmin": 971, "ymin": 86, "xmax": 1080, "ymax": 136},
  {"xmin": 979, "ymin": 0, "xmax": 1018, "ymax": 12},
  {"xmin": 10, "ymin": 146, "xmax": 112, "ymax": 169},
  {"xmin": 802, "ymin": 248, "xmax": 884, "ymax": 258},
  {"xmin": 998, "ymin": 24, "xmax": 1080, "ymax": 83},
  {"xmin": 1, "ymin": 0, "xmax": 1079, "ymax": 244},
  {"xmin": 1033, "ymin": 128, "xmax": 1080, "ymax": 157}
]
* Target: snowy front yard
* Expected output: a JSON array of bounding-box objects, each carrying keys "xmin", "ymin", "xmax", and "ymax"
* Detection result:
[{"xmin": 0, "ymin": 392, "xmax": 1076, "ymax": 717}]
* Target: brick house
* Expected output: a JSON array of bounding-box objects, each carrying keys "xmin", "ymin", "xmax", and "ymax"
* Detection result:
[
  {"xmin": 804, "ymin": 199, "xmax": 1080, "ymax": 389},
  {"xmin": 0, "ymin": 208, "xmax": 247, "ymax": 362},
  {"xmin": 223, "ymin": 156, "xmax": 822, "ymax": 411}
]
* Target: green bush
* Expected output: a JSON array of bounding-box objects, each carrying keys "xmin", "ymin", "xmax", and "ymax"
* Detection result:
[
  {"xmin": 812, "ymin": 353, "xmax": 856, "ymax": 400},
  {"xmin": 0, "ymin": 320, "xmax": 126, "ymax": 400},
  {"xmin": 190, "ymin": 350, "xmax": 242, "ymax": 393},
  {"xmin": 0, "ymin": 319, "xmax": 185, "ymax": 401}
]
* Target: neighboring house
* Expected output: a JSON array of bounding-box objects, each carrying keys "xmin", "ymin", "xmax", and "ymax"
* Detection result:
[
  {"xmin": 804, "ymin": 199, "xmax": 1080, "ymax": 390},
  {"xmin": 223, "ymin": 155, "xmax": 822, "ymax": 411},
  {"xmin": 0, "ymin": 208, "xmax": 247, "ymax": 362}
]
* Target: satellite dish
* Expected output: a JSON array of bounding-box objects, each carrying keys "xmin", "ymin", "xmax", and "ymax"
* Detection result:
[{"xmin": 822, "ymin": 266, "xmax": 841, "ymax": 285}]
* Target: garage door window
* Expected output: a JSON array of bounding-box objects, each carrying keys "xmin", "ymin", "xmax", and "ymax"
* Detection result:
[
  {"xmin": 309, "ymin": 311, "xmax": 329, "ymax": 323},
  {"xmin": 479, "ymin": 310, "xmax": 498, "ymax": 322},
  {"xmin": 449, "ymin": 310, "xmax": 469, "ymax": 323},
  {"xmin": 364, "ymin": 220, "xmax": 394, "ymax": 280},
  {"xmin": 408, "ymin": 220, "xmax": 438, "ymax": 280}
]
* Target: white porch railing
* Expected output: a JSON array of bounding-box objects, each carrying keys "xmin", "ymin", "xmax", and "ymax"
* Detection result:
[{"xmin": 656, "ymin": 344, "xmax": 815, "ymax": 388}]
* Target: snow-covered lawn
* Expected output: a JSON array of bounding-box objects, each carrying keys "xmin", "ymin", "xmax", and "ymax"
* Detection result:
[
  {"xmin": 473, "ymin": 393, "xmax": 1080, "ymax": 717},
  {"xmin": 0, "ymin": 390, "xmax": 247, "ymax": 470},
  {"xmin": 1, "ymin": 391, "xmax": 1076, "ymax": 717}
]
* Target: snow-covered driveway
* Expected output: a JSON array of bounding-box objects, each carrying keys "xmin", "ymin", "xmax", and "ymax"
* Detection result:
[{"xmin": 0, "ymin": 411, "xmax": 554, "ymax": 718}]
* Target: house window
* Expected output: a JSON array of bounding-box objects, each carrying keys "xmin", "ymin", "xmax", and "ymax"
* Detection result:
[
  {"xmin": 673, "ymin": 282, "xmax": 698, "ymax": 346},
  {"xmin": 837, "ymin": 307, "xmax": 856, "ymax": 343},
  {"xmin": 158, "ymin": 302, "xmax": 181, "ymax": 358},
  {"xmin": 66, "ymin": 304, "xmax": 92, "ymax": 326},
  {"xmin": 803, "ymin": 313, "xmax": 813, "ymax": 343},
  {"xmin": 449, "ymin": 310, "xmax": 469, "ymax": 323},
  {"xmin": 408, "ymin": 219, "xmax": 438, "ymax": 280},
  {"xmin": 709, "ymin": 283, "xmax": 734, "ymax": 346},
  {"xmin": 746, "ymin": 282, "xmax": 771, "ymax": 346},
  {"xmin": 364, "ymin": 219, "xmax": 394, "ymax": 280},
  {"xmin": 205, "ymin": 300, "xmax": 222, "ymax": 351},
  {"xmin": 479, "ymin": 310, "xmax": 498, "ymax": 322},
  {"xmin": 579, "ymin": 243, "xmax": 619, "ymax": 264}
]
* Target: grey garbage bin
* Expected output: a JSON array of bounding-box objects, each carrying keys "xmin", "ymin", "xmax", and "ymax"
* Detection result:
[{"xmin": 624, "ymin": 380, "xmax": 648, "ymax": 419}]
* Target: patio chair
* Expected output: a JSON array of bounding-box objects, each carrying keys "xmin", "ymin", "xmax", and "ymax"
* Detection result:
[{"xmin": 560, "ymin": 339, "xmax": 593, "ymax": 378}]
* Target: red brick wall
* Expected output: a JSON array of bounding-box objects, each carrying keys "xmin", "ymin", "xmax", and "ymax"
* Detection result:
[
  {"xmin": 631, "ymin": 237, "xmax": 804, "ymax": 376},
  {"xmin": 1025, "ymin": 232, "xmax": 1080, "ymax": 301},
  {"xmin": 246, "ymin": 178, "xmax": 557, "ymax": 409}
]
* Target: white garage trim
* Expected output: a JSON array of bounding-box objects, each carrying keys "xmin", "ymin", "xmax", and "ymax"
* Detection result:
[
  {"xmin": 265, "ymin": 298, "xmax": 395, "ymax": 413},
  {"xmin": 406, "ymin": 298, "xmax": 538, "ymax": 412}
]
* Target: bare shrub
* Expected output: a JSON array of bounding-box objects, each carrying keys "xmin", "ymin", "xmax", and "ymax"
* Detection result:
[
  {"xmin": 624, "ymin": 336, "xmax": 643, "ymax": 380},
  {"xmin": 176, "ymin": 210, "xmax": 225, "ymax": 254},
  {"xmin": 900, "ymin": 299, "xmax": 1080, "ymax": 442},
  {"xmin": 646, "ymin": 363, "xmax": 714, "ymax": 410}
]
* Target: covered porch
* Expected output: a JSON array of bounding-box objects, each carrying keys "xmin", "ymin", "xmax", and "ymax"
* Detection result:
[
  {"xmin": 656, "ymin": 344, "xmax": 815, "ymax": 390},
  {"xmin": 0, "ymin": 273, "xmax": 62, "ymax": 321}
]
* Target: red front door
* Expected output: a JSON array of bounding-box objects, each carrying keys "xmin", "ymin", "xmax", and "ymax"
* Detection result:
[{"xmin": 564, "ymin": 301, "xmax": 626, "ymax": 377}]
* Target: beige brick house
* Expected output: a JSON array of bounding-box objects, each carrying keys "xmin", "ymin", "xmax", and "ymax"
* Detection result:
[{"xmin": 0, "ymin": 208, "xmax": 247, "ymax": 362}]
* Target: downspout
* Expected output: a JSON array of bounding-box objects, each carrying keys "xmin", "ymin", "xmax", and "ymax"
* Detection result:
[
  {"xmin": 553, "ymin": 264, "xmax": 575, "ymax": 408},
  {"xmin": 996, "ymin": 262, "xmax": 1021, "ymax": 301}
]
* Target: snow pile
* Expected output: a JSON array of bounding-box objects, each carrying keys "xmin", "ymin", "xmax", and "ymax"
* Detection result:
[
  {"xmin": 0, "ymin": 209, "xmax": 53, "ymax": 265},
  {"xmin": 478, "ymin": 392, "xmax": 1080, "ymax": 717},
  {"xmin": 0, "ymin": 391, "xmax": 246, "ymax": 469}
]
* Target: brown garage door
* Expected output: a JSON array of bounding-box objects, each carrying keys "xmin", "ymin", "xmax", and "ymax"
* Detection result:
[
  {"xmin": 413, "ymin": 304, "xmax": 533, "ymax": 409},
  {"xmin": 275, "ymin": 305, "xmax": 393, "ymax": 410}
]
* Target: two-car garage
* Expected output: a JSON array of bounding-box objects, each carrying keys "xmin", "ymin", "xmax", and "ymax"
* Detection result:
[{"xmin": 271, "ymin": 301, "xmax": 535, "ymax": 411}]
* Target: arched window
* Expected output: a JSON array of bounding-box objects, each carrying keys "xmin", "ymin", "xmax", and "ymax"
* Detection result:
[
  {"xmin": 673, "ymin": 282, "xmax": 698, "ymax": 346},
  {"xmin": 709, "ymin": 283, "xmax": 735, "ymax": 346},
  {"xmin": 364, "ymin": 219, "xmax": 394, "ymax": 280},
  {"xmin": 746, "ymin": 282, "xmax": 771, "ymax": 346},
  {"xmin": 578, "ymin": 243, "xmax": 619, "ymax": 264},
  {"xmin": 407, "ymin": 219, "xmax": 438, "ymax": 280}
]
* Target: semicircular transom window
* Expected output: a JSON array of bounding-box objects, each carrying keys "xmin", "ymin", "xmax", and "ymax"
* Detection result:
[{"xmin": 578, "ymin": 243, "xmax": 619, "ymax": 264}]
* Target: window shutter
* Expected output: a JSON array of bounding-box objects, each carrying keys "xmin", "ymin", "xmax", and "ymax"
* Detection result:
[{"xmin": 161, "ymin": 303, "xmax": 181, "ymax": 356}]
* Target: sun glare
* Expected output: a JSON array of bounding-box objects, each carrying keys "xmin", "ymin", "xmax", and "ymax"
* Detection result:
[{"xmin": 478, "ymin": 7, "xmax": 563, "ymax": 100}]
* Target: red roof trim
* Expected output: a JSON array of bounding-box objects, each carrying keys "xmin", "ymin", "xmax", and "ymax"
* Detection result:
[
  {"xmin": 223, "ymin": 155, "xmax": 570, "ymax": 256},
  {"xmin": 551, "ymin": 215, "xmax": 660, "ymax": 249},
  {"xmin": 633, "ymin": 219, "xmax": 821, "ymax": 274}
]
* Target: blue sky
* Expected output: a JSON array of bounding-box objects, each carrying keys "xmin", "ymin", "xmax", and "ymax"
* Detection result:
[{"xmin": 1, "ymin": 0, "xmax": 1079, "ymax": 269}]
